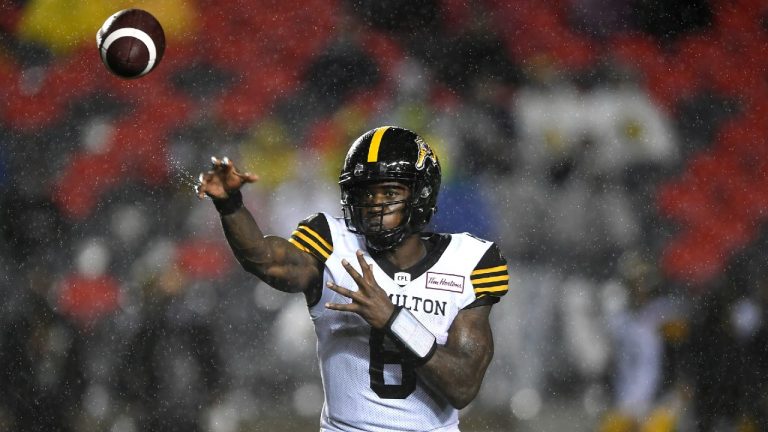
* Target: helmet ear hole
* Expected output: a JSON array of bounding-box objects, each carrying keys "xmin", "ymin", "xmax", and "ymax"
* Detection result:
[{"xmin": 420, "ymin": 186, "xmax": 431, "ymax": 199}]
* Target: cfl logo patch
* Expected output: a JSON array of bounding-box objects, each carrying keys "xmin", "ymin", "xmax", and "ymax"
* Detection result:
[{"xmin": 394, "ymin": 272, "xmax": 411, "ymax": 286}]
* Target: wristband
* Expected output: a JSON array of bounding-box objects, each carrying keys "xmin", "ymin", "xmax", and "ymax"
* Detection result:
[
  {"xmin": 385, "ymin": 306, "xmax": 437, "ymax": 365},
  {"xmin": 213, "ymin": 190, "xmax": 243, "ymax": 215}
]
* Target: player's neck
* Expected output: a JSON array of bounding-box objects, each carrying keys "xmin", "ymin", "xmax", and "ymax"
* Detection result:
[{"xmin": 379, "ymin": 234, "xmax": 426, "ymax": 270}]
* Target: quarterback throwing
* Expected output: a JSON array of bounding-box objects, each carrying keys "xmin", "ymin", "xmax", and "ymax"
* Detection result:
[{"xmin": 197, "ymin": 126, "xmax": 509, "ymax": 432}]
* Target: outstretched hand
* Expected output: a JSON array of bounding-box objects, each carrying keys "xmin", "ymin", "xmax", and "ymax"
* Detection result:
[
  {"xmin": 325, "ymin": 250, "xmax": 395, "ymax": 329},
  {"xmin": 197, "ymin": 156, "xmax": 259, "ymax": 200}
]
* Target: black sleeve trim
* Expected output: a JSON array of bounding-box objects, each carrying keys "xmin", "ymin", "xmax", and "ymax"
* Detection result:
[
  {"xmin": 470, "ymin": 243, "xmax": 509, "ymax": 299},
  {"xmin": 289, "ymin": 213, "xmax": 333, "ymax": 263},
  {"xmin": 463, "ymin": 294, "xmax": 501, "ymax": 310}
]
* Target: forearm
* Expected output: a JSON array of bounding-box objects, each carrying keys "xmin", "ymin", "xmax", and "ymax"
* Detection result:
[
  {"xmin": 209, "ymin": 183, "xmax": 273, "ymax": 265},
  {"xmin": 216, "ymin": 196, "xmax": 313, "ymax": 293},
  {"xmin": 220, "ymin": 206, "xmax": 270, "ymax": 261},
  {"xmin": 417, "ymin": 334, "xmax": 493, "ymax": 409},
  {"xmin": 384, "ymin": 305, "xmax": 494, "ymax": 409}
]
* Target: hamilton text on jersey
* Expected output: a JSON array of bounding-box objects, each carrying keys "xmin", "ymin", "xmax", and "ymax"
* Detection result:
[{"xmin": 388, "ymin": 293, "xmax": 447, "ymax": 316}]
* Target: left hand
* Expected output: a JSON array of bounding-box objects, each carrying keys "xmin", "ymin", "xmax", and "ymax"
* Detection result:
[{"xmin": 325, "ymin": 250, "xmax": 395, "ymax": 329}]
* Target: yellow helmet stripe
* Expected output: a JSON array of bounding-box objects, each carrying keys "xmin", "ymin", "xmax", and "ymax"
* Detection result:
[{"xmin": 367, "ymin": 126, "xmax": 390, "ymax": 162}]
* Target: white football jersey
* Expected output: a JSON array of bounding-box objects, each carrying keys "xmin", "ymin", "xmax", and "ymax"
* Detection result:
[{"xmin": 289, "ymin": 213, "xmax": 509, "ymax": 432}]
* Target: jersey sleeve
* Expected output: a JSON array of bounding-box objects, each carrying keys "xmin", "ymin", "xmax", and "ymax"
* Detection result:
[
  {"xmin": 288, "ymin": 213, "xmax": 333, "ymax": 263},
  {"xmin": 465, "ymin": 243, "xmax": 509, "ymax": 309}
]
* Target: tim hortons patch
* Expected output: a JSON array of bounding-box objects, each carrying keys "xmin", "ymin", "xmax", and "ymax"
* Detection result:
[{"xmin": 425, "ymin": 272, "xmax": 464, "ymax": 293}]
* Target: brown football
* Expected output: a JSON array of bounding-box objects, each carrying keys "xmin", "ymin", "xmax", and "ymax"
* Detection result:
[{"xmin": 96, "ymin": 9, "xmax": 165, "ymax": 79}]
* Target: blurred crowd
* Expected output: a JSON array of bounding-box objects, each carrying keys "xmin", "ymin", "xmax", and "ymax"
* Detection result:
[{"xmin": 2, "ymin": 0, "xmax": 768, "ymax": 431}]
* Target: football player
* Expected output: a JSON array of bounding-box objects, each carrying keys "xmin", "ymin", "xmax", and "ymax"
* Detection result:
[{"xmin": 197, "ymin": 126, "xmax": 509, "ymax": 431}]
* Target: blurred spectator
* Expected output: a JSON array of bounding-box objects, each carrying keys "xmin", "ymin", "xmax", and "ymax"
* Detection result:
[
  {"xmin": 0, "ymin": 282, "xmax": 85, "ymax": 432},
  {"xmin": 448, "ymin": 77, "xmax": 517, "ymax": 178},
  {"xmin": 560, "ymin": 276, "xmax": 610, "ymax": 389},
  {"xmin": 512, "ymin": 70, "xmax": 678, "ymax": 178},
  {"xmin": 599, "ymin": 251, "xmax": 687, "ymax": 432},
  {"xmin": 117, "ymin": 265, "xmax": 223, "ymax": 432}
]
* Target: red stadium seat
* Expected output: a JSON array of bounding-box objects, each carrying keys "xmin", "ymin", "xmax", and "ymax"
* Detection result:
[
  {"xmin": 58, "ymin": 274, "xmax": 121, "ymax": 329},
  {"xmin": 661, "ymin": 227, "xmax": 727, "ymax": 287},
  {"xmin": 175, "ymin": 239, "xmax": 235, "ymax": 280}
]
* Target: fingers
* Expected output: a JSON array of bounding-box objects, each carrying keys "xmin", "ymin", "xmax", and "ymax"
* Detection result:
[
  {"xmin": 235, "ymin": 171, "xmax": 260, "ymax": 183},
  {"xmin": 355, "ymin": 250, "xmax": 375, "ymax": 283},
  {"xmin": 196, "ymin": 173, "xmax": 207, "ymax": 199},
  {"xmin": 341, "ymin": 257, "xmax": 367, "ymax": 289},
  {"xmin": 325, "ymin": 281, "xmax": 357, "ymax": 312},
  {"xmin": 326, "ymin": 281, "xmax": 356, "ymax": 298},
  {"xmin": 196, "ymin": 171, "xmax": 220, "ymax": 200},
  {"xmin": 340, "ymin": 251, "xmax": 379, "ymax": 291},
  {"xmin": 325, "ymin": 302, "xmax": 354, "ymax": 312},
  {"xmin": 210, "ymin": 156, "xmax": 231, "ymax": 174},
  {"xmin": 212, "ymin": 156, "xmax": 259, "ymax": 184},
  {"xmin": 198, "ymin": 156, "xmax": 250, "ymax": 199},
  {"xmin": 221, "ymin": 157, "xmax": 235, "ymax": 177}
]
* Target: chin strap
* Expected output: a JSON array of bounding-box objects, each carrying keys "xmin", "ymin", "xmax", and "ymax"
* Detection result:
[{"xmin": 384, "ymin": 306, "xmax": 437, "ymax": 366}]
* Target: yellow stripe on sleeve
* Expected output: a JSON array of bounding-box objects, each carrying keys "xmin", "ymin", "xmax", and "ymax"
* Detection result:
[
  {"xmin": 298, "ymin": 225, "xmax": 332, "ymax": 253},
  {"xmin": 292, "ymin": 231, "xmax": 330, "ymax": 259},
  {"xmin": 288, "ymin": 238, "xmax": 311, "ymax": 254},
  {"xmin": 471, "ymin": 274, "xmax": 510, "ymax": 285},
  {"xmin": 471, "ymin": 265, "xmax": 507, "ymax": 276},
  {"xmin": 366, "ymin": 126, "xmax": 390, "ymax": 162},
  {"xmin": 474, "ymin": 285, "xmax": 509, "ymax": 294}
]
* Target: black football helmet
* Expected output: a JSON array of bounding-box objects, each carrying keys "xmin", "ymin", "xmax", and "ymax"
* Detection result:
[{"xmin": 339, "ymin": 126, "xmax": 441, "ymax": 251}]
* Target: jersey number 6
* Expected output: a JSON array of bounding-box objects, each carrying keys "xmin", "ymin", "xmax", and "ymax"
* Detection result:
[{"xmin": 369, "ymin": 329, "xmax": 416, "ymax": 399}]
